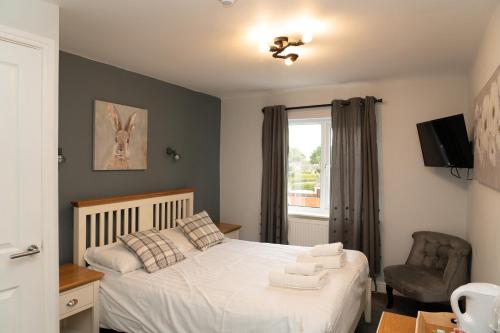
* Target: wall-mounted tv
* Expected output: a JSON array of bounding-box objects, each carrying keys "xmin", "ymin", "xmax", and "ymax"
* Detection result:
[{"xmin": 416, "ymin": 114, "xmax": 473, "ymax": 168}]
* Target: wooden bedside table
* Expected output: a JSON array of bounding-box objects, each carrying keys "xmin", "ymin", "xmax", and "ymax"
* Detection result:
[
  {"xmin": 59, "ymin": 264, "xmax": 104, "ymax": 333},
  {"xmin": 377, "ymin": 312, "xmax": 416, "ymax": 333},
  {"xmin": 216, "ymin": 222, "xmax": 242, "ymax": 239}
]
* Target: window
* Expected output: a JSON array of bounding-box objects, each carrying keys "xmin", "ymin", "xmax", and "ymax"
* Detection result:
[{"xmin": 288, "ymin": 118, "xmax": 331, "ymax": 217}]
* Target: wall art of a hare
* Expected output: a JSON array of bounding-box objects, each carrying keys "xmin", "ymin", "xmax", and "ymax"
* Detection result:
[{"xmin": 106, "ymin": 104, "xmax": 137, "ymax": 169}]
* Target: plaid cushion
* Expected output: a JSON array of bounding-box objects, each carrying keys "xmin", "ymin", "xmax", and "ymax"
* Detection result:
[
  {"xmin": 119, "ymin": 228, "xmax": 185, "ymax": 273},
  {"xmin": 176, "ymin": 211, "xmax": 224, "ymax": 251}
]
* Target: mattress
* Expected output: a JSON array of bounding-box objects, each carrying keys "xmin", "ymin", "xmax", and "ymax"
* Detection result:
[{"xmin": 96, "ymin": 239, "xmax": 369, "ymax": 333}]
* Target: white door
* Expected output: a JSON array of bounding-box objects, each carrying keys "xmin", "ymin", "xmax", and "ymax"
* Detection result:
[{"xmin": 0, "ymin": 28, "xmax": 58, "ymax": 333}]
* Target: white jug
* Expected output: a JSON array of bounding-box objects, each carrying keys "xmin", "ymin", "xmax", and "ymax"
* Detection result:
[
  {"xmin": 451, "ymin": 283, "xmax": 500, "ymax": 333},
  {"xmin": 492, "ymin": 293, "xmax": 500, "ymax": 332}
]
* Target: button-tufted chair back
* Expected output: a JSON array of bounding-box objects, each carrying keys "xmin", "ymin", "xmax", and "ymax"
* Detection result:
[{"xmin": 406, "ymin": 231, "xmax": 471, "ymax": 293}]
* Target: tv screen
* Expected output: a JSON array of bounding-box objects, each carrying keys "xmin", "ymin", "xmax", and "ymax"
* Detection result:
[{"xmin": 416, "ymin": 114, "xmax": 473, "ymax": 168}]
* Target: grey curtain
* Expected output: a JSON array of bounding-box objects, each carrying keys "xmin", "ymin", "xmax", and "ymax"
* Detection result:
[
  {"xmin": 261, "ymin": 105, "xmax": 288, "ymax": 244},
  {"xmin": 329, "ymin": 97, "xmax": 381, "ymax": 275}
]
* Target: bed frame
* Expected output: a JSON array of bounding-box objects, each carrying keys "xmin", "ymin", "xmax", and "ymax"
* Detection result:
[
  {"xmin": 71, "ymin": 187, "xmax": 371, "ymax": 325},
  {"xmin": 72, "ymin": 188, "xmax": 194, "ymax": 267}
]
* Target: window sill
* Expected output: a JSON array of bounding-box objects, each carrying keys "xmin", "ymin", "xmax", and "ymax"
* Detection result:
[{"xmin": 288, "ymin": 210, "xmax": 329, "ymax": 220}]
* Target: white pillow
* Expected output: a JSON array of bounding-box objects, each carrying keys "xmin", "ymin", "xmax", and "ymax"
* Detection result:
[
  {"xmin": 84, "ymin": 242, "xmax": 142, "ymax": 274},
  {"xmin": 159, "ymin": 227, "xmax": 196, "ymax": 253}
]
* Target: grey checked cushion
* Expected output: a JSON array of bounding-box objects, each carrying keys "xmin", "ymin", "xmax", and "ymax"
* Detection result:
[
  {"xmin": 119, "ymin": 228, "xmax": 185, "ymax": 273},
  {"xmin": 176, "ymin": 211, "xmax": 224, "ymax": 251}
]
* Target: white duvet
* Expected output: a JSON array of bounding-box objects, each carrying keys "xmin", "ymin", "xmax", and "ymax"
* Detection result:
[{"xmin": 97, "ymin": 239, "xmax": 369, "ymax": 333}]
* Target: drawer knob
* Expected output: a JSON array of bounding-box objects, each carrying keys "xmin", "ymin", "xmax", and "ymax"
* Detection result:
[{"xmin": 66, "ymin": 299, "xmax": 78, "ymax": 307}]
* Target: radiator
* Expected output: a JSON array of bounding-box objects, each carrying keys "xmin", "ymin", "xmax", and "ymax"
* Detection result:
[{"xmin": 288, "ymin": 217, "xmax": 329, "ymax": 246}]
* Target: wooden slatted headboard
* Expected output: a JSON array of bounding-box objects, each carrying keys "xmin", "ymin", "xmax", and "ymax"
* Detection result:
[{"xmin": 71, "ymin": 188, "xmax": 194, "ymax": 266}]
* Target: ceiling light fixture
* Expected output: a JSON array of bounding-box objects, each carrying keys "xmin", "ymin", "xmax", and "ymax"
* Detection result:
[
  {"xmin": 284, "ymin": 54, "xmax": 298, "ymax": 66},
  {"xmin": 301, "ymin": 32, "xmax": 313, "ymax": 44},
  {"xmin": 258, "ymin": 42, "xmax": 269, "ymax": 53},
  {"xmin": 268, "ymin": 36, "xmax": 310, "ymax": 66}
]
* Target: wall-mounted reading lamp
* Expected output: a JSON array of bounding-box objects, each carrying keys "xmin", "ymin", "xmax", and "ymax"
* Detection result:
[
  {"xmin": 58, "ymin": 148, "xmax": 66, "ymax": 164},
  {"xmin": 166, "ymin": 147, "xmax": 181, "ymax": 161}
]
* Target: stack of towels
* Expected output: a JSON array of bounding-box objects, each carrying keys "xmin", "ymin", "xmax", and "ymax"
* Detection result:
[
  {"xmin": 297, "ymin": 242, "xmax": 346, "ymax": 269},
  {"xmin": 268, "ymin": 242, "xmax": 345, "ymax": 290},
  {"xmin": 269, "ymin": 262, "xmax": 328, "ymax": 290}
]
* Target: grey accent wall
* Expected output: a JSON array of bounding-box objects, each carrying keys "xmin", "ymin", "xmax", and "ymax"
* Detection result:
[{"xmin": 59, "ymin": 52, "xmax": 221, "ymax": 264}]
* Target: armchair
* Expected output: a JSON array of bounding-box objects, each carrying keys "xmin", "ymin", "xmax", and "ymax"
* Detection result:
[{"xmin": 384, "ymin": 231, "xmax": 471, "ymax": 307}]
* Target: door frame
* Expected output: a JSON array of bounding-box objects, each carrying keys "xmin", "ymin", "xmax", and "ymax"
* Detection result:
[{"xmin": 0, "ymin": 24, "xmax": 59, "ymax": 332}]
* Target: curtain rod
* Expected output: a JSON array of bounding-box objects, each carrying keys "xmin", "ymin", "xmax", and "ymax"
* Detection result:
[{"xmin": 261, "ymin": 98, "xmax": 383, "ymax": 112}]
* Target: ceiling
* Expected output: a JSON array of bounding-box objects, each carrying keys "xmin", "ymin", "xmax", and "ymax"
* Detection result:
[{"xmin": 60, "ymin": 0, "xmax": 498, "ymax": 98}]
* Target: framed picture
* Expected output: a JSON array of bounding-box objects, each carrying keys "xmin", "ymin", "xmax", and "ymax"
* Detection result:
[
  {"xmin": 473, "ymin": 64, "xmax": 500, "ymax": 190},
  {"xmin": 93, "ymin": 100, "xmax": 148, "ymax": 170}
]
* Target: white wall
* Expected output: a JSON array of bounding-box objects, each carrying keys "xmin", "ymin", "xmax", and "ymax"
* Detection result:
[
  {"xmin": 0, "ymin": 0, "xmax": 59, "ymax": 41},
  {"xmin": 221, "ymin": 73, "xmax": 470, "ymax": 275},
  {"xmin": 467, "ymin": 2, "xmax": 500, "ymax": 285}
]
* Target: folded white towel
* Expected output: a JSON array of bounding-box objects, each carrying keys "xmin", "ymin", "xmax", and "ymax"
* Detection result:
[
  {"xmin": 269, "ymin": 270, "xmax": 329, "ymax": 290},
  {"xmin": 297, "ymin": 251, "xmax": 346, "ymax": 269},
  {"xmin": 311, "ymin": 243, "xmax": 343, "ymax": 257},
  {"xmin": 284, "ymin": 263, "xmax": 323, "ymax": 276}
]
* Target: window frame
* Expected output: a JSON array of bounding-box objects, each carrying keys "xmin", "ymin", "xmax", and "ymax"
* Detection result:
[{"xmin": 287, "ymin": 117, "xmax": 331, "ymax": 217}]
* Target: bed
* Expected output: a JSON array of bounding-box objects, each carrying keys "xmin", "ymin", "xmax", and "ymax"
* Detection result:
[{"xmin": 72, "ymin": 188, "xmax": 371, "ymax": 333}]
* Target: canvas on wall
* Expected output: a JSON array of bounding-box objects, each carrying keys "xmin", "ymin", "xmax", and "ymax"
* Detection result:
[
  {"xmin": 473, "ymin": 64, "xmax": 500, "ymax": 191},
  {"xmin": 94, "ymin": 100, "xmax": 148, "ymax": 170}
]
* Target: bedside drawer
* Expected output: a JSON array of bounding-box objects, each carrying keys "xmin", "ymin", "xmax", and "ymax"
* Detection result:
[{"xmin": 59, "ymin": 283, "xmax": 93, "ymax": 318}]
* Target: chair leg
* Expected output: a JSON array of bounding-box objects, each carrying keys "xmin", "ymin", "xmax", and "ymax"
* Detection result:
[{"xmin": 386, "ymin": 285, "xmax": 394, "ymax": 309}]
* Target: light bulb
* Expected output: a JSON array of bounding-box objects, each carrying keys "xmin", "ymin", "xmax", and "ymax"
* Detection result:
[
  {"xmin": 284, "ymin": 58, "xmax": 294, "ymax": 66},
  {"xmin": 258, "ymin": 42, "xmax": 269, "ymax": 53},
  {"xmin": 302, "ymin": 32, "xmax": 313, "ymax": 43}
]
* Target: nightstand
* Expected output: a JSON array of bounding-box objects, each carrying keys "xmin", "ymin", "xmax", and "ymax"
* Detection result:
[
  {"xmin": 216, "ymin": 222, "xmax": 242, "ymax": 239},
  {"xmin": 59, "ymin": 264, "xmax": 104, "ymax": 333}
]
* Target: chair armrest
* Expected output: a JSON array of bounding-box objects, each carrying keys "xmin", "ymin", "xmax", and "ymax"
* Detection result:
[{"xmin": 443, "ymin": 250, "xmax": 470, "ymax": 295}]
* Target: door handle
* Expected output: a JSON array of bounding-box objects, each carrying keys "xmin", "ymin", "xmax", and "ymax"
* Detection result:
[{"xmin": 9, "ymin": 245, "xmax": 40, "ymax": 259}]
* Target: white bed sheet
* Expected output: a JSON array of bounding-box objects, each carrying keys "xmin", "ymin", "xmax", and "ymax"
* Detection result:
[{"xmin": 96, "ymin": 239, "xmax": 369, "ymax": 333}]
